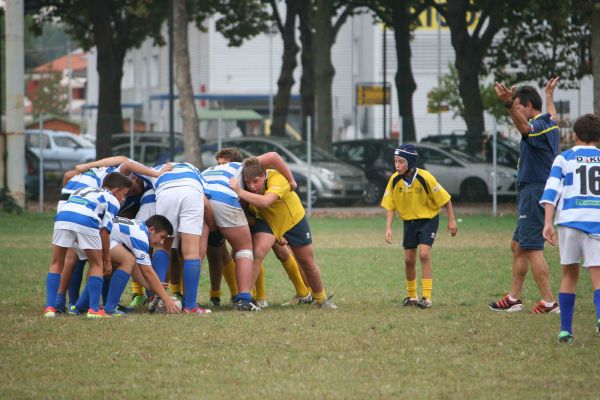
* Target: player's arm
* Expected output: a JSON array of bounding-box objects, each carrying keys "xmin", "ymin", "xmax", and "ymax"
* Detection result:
[
  {"xmin": 100, "ymin": 227, "xmax": 112, "ymax": 276},
  {"xmin": 62, "ymin": 169, "xmax": 79, "ymax": 185},
  {"xmin": 75, "ymin": 156, "xmax": 130, "ymax": 173},
  {"xmin": 542, "ymin": 202, "xmax": 557, "ymax": 246},
  {"xmin": 229, "ymin": 178, "xmax": 279, "ymax": 208},
  {"xmin": 545, "ymin": 76, "xmax": 560, "ymax": 122},
  {"xmin": 138, "ymin": 264, "xmax": 180, "ymax": 314},
  {"xmin": 120, "ymin": 160, "xmax": 171, "ymax": 178},
  {"xmin": 443, "ymin": 200, "xmax": 458, "ymax": 237},
  {"xmin": 385, "ymin": 209, "xmax": 395, "ymax": 244},
  {"xmin": 256, "ymin": 152, "xmax": 297, "ymax": 190}
]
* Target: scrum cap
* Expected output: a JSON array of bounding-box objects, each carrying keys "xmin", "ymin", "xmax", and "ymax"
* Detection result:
[{"xmin": 394, "ymin": 144, "xmax": 418, "ymax": 170}]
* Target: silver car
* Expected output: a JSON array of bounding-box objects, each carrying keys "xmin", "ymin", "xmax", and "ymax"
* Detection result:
[
  {"xmin": 218, "ymin": 137, "xmax": 368, "ymax": 205},
  {"xmin": 412, "ymin": 142, "xmax": 517, "ymax": 201}
]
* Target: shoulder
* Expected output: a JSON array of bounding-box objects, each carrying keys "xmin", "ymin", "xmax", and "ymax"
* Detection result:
[{"xmin": 416, "ymin": 169, "xmax": 436, "ymax": 182}]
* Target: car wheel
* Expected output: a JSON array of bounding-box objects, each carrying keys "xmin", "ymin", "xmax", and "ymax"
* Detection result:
[
  {"xmin": 460, "ymin": 178, "xmax": 489, "ymax": 202},
  {"xmin": 362, "ymin": 181, "xmax": 384, "ymax": 205}
]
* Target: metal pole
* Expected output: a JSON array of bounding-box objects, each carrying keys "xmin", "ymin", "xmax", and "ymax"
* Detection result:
[
  {"xmin": 383, "ymin": 25, "xmax": 387, "ymax": 139},
  {"xmin": 437, "ymin": 8, "xmax": 442, "ymax": 135},
  {"xmin": 398, "ymin": 116, "xmax": 403, "ymax": 145},
  {"xmin": 268, "ymin": 28, "xmax": 274, "ymax": 122},
  {"xmin": 168, "ymin": 0, "xmax": 175, "ymax": 159},
  {"xmin": 492, "ymin": 121, "xmax": 498, "ymax": 216},
  {"xmin": 129, "ymin": 112, "xmax": 134, "ymax": 159},
  {"xmin": 306, "ymin": 116, "xmax": 312, "ymax": 217},
  {"xmin": 217, "ymin": 117, "xmax": 223, "ymax": 151},
  {"xmin": 39, "ymin": 115, "xmax": 45, "ymax": 212},
  {"xmin": 67, "ymin": 40, "xmax": 73, "ymax": 119}
]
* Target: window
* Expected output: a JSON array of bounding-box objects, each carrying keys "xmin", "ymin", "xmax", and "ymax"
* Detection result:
[
  {"xmin": 122, "ymin": 59, "xmax": 134, "ymax": 89},
  {"xmin": 149, "ymin": 55, "xmax": 160, "ymax": 87},
  {"xmin": 26, "ymin": 133, "xmax": 50, "ymax": 149},
  {"xmin": 54, "ymin": 136, "xmax": 79, "ymax": 149}
]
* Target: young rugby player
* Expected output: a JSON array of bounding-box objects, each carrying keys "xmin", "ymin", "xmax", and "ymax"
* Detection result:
[
  {"xmin": 381, "ymin": 144, "xmax": 457, "ymax": 308},
  {"xmin": 541, "ymin": 113, "xmax": 600, "ymax": 343}
]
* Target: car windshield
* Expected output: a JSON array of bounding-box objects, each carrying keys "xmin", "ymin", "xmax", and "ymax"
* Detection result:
[
  {"xmin": 437, "ymin": 146, "xmax": 481, "ymax": 163},
  {"xmin": 286, "ymin": 143, "xmax": 338, "ymax": 162}
]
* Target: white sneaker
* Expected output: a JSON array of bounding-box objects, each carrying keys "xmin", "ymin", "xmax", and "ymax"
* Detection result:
[
  {"xmin": 256, "ymin": 299, "xmax": 269, "ymax": 308},
  {"xmin": 317, "ymin": 299, "xmax": 338, "ymax": 310},
  {"xmin": 281, "ymin": 293, "xmax": 314, "ymax": 306}
]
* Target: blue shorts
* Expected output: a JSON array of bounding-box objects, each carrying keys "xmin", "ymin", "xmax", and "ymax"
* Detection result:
[
  {"xmin": 513, "ymin": 183, "xmax": 545, "ymax": 250},
  {"xmin": 402, "ymin": 216, "xmax": 439, "ymax": 249},
  {"xmin": 252, "ymin": 217, "xmax": 312, "ymax": 247}
]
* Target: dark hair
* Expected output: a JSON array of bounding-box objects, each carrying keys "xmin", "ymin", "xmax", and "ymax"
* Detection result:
[
  {"xmin": 513, "ymin": 86, "xmax": 542, "ymax": 111},
  {"xmin": 102, "ymin": 172, "xmax": 132, "ymax": 190},
  {"xmin": 216, "ymin": 147, "xmax": 243, "ymax": 163},
  {"xmin": 145, "ymin": 214, "xmax": 174, "ymax": 236},
  {"xmin": 573, "ymin": 113, "xmax": 600, "ymax": 143},
  {"xmin": 242, "ymin": 157, "xmax": 265, "ymax": 181}
]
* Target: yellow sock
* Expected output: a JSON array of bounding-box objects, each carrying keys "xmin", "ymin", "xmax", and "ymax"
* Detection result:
[
  {"xmin": 422, "ymin": 278, "xmax": 432, "ymax": 300},
  {"xmin": 131, "ymin": 280, "xmax": 145, "ymax": 296},
  {"xmin": 312, "ymin": 290, "xmax": 327, "ymax": 304},
  {"xmin": 407, "ymin": 279, "xmax": 417, "ymax": 299},
  {"xmin": 222, "ymin": 259, "xmax": 238, "ymax": 297},
  {"xmin": 281, "ymin": 256, "xmax": 310, "ymax": 297},
  {"xmin": 255, "ymin": 264, "xmax": 267, "ymax": 300},
  {"xmin": 210, "ymin": 289, "xmax": 221, "ymax": 299}
]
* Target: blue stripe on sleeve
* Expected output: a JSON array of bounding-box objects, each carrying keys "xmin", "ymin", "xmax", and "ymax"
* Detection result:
[
  {"xmin": 541, "ymin": 189, "xmax": 558, "ymax": 203},
  {"xmin": 549, "ymin": 166, "xmax": 563, "ymax": 179},
  {"xmin": 107, "ymin": 203, "xmax": 119, "ymax": 216}
]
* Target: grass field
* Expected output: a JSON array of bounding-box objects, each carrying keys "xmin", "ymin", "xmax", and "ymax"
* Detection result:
[{"xmin": 0, "ymin": 211, "xmax": 597, "ymax": 399}]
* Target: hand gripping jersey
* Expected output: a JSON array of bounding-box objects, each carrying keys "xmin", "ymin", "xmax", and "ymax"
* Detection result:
[
  {"xmin": 540, "ymin": 145, "xmax": 600, "ymax": 235},
  {"xmin": 54, "ymin": 187, "xmax": 121, "ymax": 235},
  {"xmin": 110, "ymin": 217, "xmax": 152, "ymax": 266},
  {"xmin": 201, "ymin": 162, "xmax": 243, "ymax": 208}
]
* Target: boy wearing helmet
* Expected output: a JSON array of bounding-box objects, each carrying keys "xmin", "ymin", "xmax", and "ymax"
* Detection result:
[{"xmin": 381, "ymin": 144, "xmax": 458, "ymax": 308}]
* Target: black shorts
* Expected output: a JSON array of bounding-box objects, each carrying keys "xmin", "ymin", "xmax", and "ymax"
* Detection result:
[
  {"xmin": 402, "ymin": 216, "xmax": 439, "ymax": 249},
  {"xmin": 512, "ymin": 183, "xmax": 545, "ymax": 250},
  {"xmin": 207, "ymin": 230, "xmax": 225, "ymax": 247},
  {"xmin": 252, "ymin": 217, "xmax": 312, "ymax": 247}
]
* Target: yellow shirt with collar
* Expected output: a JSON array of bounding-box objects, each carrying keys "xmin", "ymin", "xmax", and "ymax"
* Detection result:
[
  {"xmin": 250, "ymin": 169, "xmax": 305, "ymax": 239},
  {"xmin": 381, "ymin": 168, "xmax": 451, "ymax": 220}
]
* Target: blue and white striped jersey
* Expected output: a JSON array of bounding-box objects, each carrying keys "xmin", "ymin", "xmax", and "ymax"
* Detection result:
[
  {"xmin": 540, "ymin": 145, "xmax": 600, "ymax": 235},
  {"xmin": 110, "ymin": 217, "xmax": 152, "ymax": 266},
  {"xmin": 202, "ymin": 162, "xmax": 243, "ymax": 208},
  {"xmin": 150, "ymin": 162, "xmax": 207, "ymax": 195},
  {"xmin": 61, "ymin": 165, "xmax": 123, "ymax": 196},
  {"xmin": 54, "ymin": 187, "xmax": 121, "ymax": 236}
]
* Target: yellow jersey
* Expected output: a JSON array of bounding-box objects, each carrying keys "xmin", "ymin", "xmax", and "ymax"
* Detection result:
[
  {"xmin": 381, "ymin": 168, "xmax": 451, "ymax": 220},
  {"xmin": 250, "ymin": 169, "xmax": 305, "ymax": 239}
]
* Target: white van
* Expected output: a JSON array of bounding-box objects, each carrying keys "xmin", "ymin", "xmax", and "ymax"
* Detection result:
[{"xmin": 25, "ymin": 130, "xmax": 96, "ymax": 172}]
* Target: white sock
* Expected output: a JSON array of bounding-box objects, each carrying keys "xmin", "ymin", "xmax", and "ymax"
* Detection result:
[{"xmin": 508, "ymin": 294, "xmax": 519, "ymax": 302}]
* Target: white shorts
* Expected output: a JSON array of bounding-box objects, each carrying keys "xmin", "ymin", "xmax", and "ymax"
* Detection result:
[
  {"xmin": 52, "ymin": 229, "xmax": 101, "ymax": 260},
  {"xmin": 156, "ymin": 187, "xmax": 204, "ymax": 247},
  {"xmin": 210, "ymin": 200, "xmax": 248, "ymax": 228},
  {"xmin": 558, "ymin": 226, "xmax": 600, "ymax": 267}
]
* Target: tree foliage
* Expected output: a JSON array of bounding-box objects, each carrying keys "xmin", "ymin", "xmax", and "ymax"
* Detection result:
[
  {"xmin": 29, "ymin": 71, "xmax": 68, "ymax": 117},
  {"xmin": 486, "ymin": 0, "xmax": 592, "ymax": 89}
]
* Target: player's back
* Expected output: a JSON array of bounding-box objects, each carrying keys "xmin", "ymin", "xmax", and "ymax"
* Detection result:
[
  {"xmin": 202, "ymin": 162, "xmax": 242, "ymax": 207},
  {"xmin": 55, "ymin": 187, "xmax": 121, "ymax": 235},
  {"xmin": 111, "ymin": 217, "xmax": 152, "ymax": 264},
  {"xmin": 62, "ymin": 166, "xmax": 119, "ymax": 196},
  {"xmin": 154, "ymin": 162, "xmax": 206, "ymax": 194}
]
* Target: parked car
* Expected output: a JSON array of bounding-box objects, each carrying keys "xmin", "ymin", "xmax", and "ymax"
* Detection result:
[
  {"xmin": 25, "ymin": 130, "xmax": 96, "ymax": 172},
  {"xmin": 332, "ymin": 139, "xmax": 398, "ymax": 205},
  {"xmin": 421, "ymin": 133, "xmax": 520, "ymax": 169},
  {"xmin": 217, "ymin": 136, "xmax": 368, "ymax": 205},
  {"xmin": 413, "ymin": 142, "xmax": 517, "ymax": 201},
  {"xmin": 111, "ymin": 132, "xmax": 185, "ymax": 165}
]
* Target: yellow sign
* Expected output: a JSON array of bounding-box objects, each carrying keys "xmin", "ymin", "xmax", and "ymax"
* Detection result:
[
  {"xmin": 414, "ymin": 5, "xmax": 479, "ymax": 31},
  {"xmin": 357, "ymin": 85, "xmax": 391, "ymax": 106}
]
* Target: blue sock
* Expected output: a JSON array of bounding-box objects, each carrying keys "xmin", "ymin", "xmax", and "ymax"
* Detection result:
[
  {"xmin": 68, "ymin": 259, "xmax": 86, "ymax": 306},
  {"xmin": 104, "ymin": 269, "xmax": 131, "ymax": 312},
  {"xmin": 102, "ymin": 276, "xmax": 111, "ymax": 305},
  {"xmin": 55, "ymin": 293, "xmax": 66, "ymax": 311},
  {"xmin": 237, "ymin": 292, "xmax": 252, "ymax": 302},
  {"xmin": 559, "ymin": 292, "xmax": 576, "ymax": 334},
  {"xmin": 45, "ymin": 272, "xmax": 61, "ymax": 308},
  {"xmin": 594, "ymin": 289, "xmax": 600, "ymax": 321},
  {"xmin": 74, "ymin": 284, "xmax": 89, "ymax": 311},
  {"xmin": 152, "ymin": 249, "xmax": 169, "ymax": 282},
  {"xmin": 87, "ymin": 276, "xmax": 104, "ymax": 312},
  {"xmin": 183, "ymin": 259, "xmax": 201, "ymax": 310}
]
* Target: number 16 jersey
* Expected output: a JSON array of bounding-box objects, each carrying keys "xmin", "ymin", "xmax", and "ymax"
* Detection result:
[{"xmin": 540, "ymin": 145, "xmax": 600, "ymax": 235}]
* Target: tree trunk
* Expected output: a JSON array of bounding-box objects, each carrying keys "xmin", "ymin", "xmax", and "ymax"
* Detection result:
[
  {"xmin": 593, "ymin": 3, "xmax": 600, "ymax": 115},
  {"xmin": 391, "ymin": 2, "xmax": 417, "ymax": 142},
  {"xmin": 312, "ymin": 0, "xmax": 335, "ymax": 151},
  {"xmin": 92, "ymin": 3, "xmax": 125, "ymax": 159},
  {"xmin": 271, "ymin": 0, "xmax": 299, "ymax": 137},
  {"xmin": 173, "ymin": 0, "xmax": 201, "ymax": 168},
  {"xmin": 298, "ymin": 0, "xmax": 314, "ymax": 141}
]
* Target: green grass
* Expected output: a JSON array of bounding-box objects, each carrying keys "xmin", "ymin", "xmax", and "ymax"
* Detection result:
[{"xmin": 0, "ymin": 211, "xmax": 597, "ymax": 399}]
